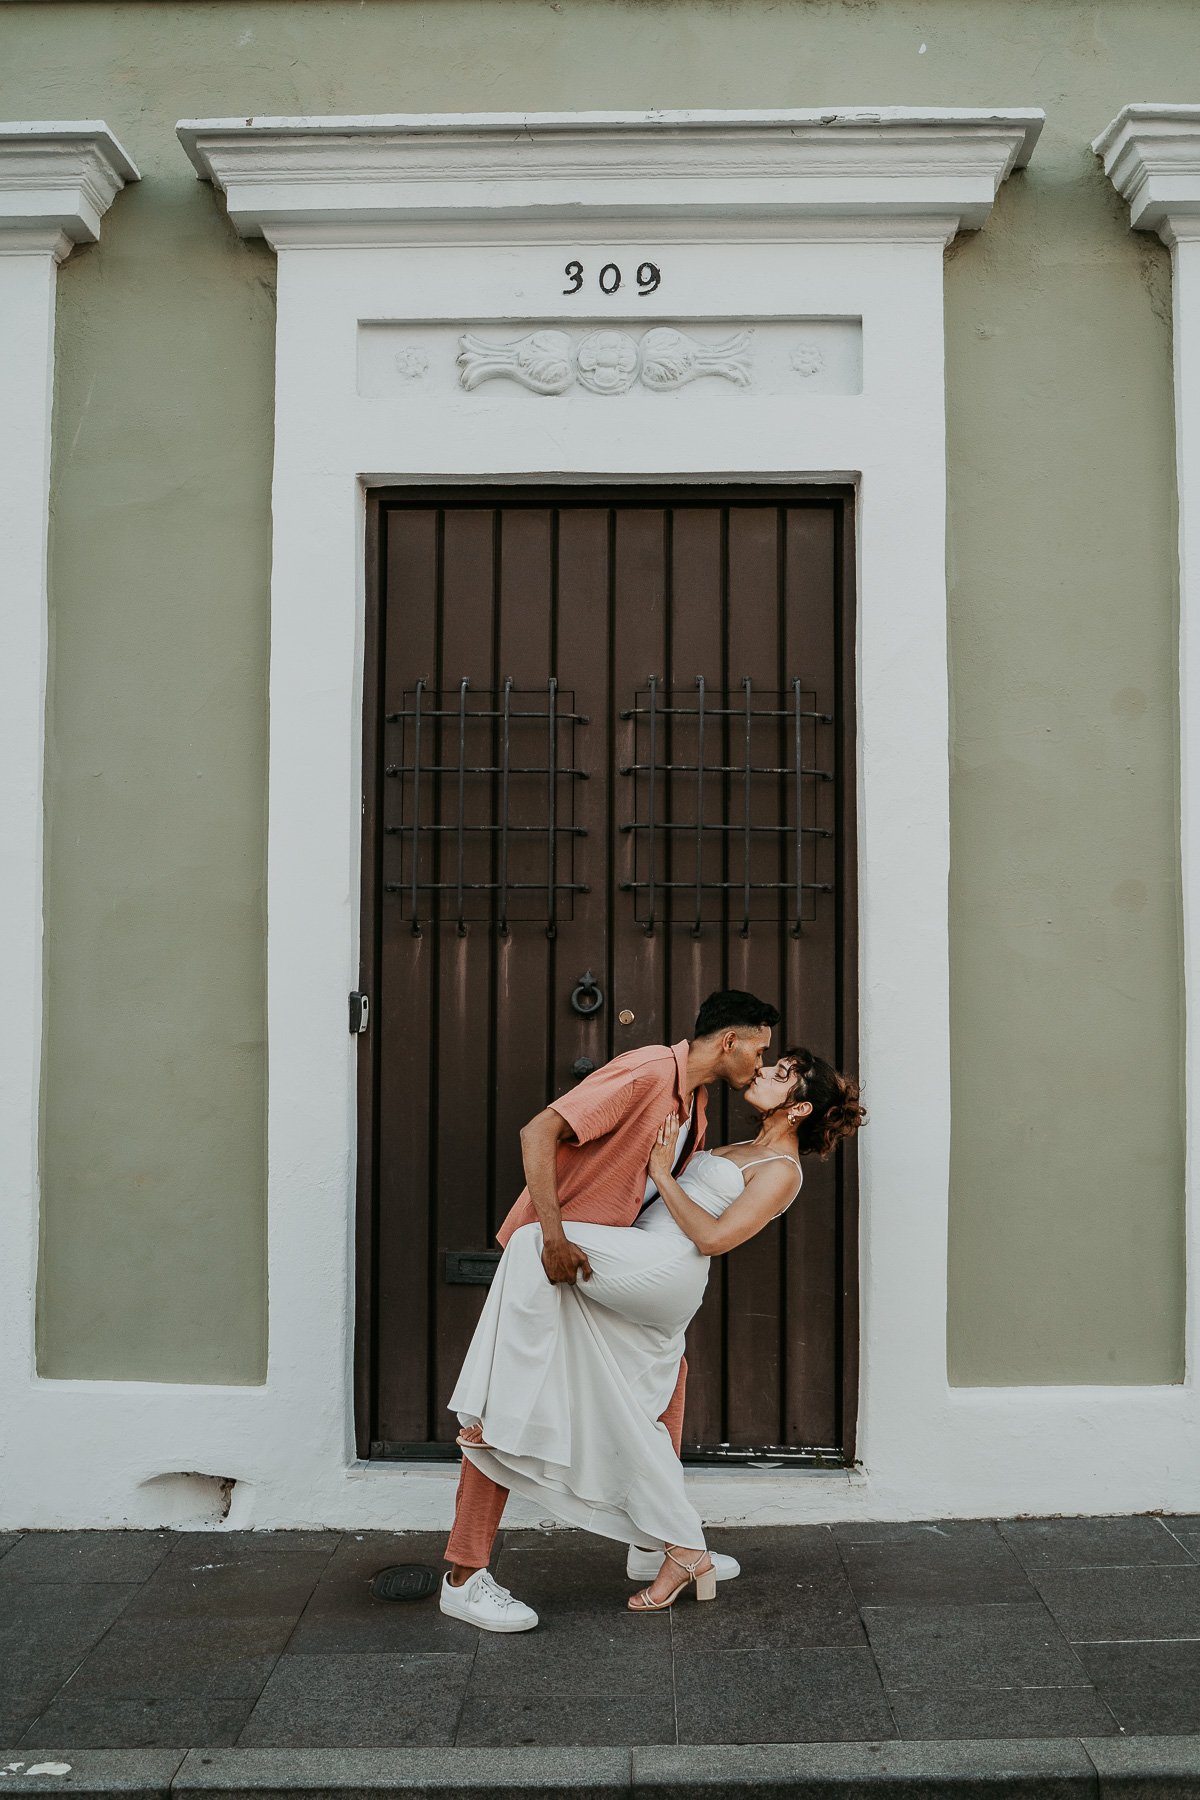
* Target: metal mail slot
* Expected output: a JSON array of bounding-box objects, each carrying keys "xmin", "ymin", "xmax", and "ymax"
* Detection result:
[{"xmin": 445, "ymin": 1249, "xmax": 502, "ymax": 1286}]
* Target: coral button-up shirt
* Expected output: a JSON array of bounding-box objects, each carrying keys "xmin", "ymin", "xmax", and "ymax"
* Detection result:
[{"xmin": 495, "ymin": 1040, "xmax": 708, "ymax": 1248}]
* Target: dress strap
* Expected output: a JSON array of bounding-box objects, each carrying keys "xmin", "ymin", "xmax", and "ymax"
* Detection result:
[{"xmin": 740, "ymin": 1153, "xmax": 802, "ymax": 1173}]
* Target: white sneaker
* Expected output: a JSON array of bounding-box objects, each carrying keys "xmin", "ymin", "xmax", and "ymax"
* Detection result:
[
  {"xmin": 439, "ymin": 1568, "xmax": 538, "ymax": 1633},
  {"xmin": 626, "ymin": 1545, "xmax": 741, "ymax": 1582}
]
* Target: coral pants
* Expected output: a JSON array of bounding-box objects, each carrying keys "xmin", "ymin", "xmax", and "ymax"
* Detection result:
[{"xmin": 445, "ymin": 1356, "xmax": 688, "ymax": 1567}]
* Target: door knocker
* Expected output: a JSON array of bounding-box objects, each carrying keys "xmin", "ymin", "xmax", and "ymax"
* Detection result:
[{"xmin": 569, "ymin": 970, "xmax": 604, "ymax": 1018}]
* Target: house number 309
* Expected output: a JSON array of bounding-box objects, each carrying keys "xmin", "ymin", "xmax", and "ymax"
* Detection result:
[{"xmin": 562, "ymin": 260, "xmax": 662, "ymax": 296}]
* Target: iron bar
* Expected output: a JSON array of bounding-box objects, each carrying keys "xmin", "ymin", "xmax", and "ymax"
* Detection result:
[
  {"xmin": 389, "ymin": 764, "xmax": 589, "ymax": 778},
  {"xmin": 388, "ymin": 880, "xmax": 590, "ymax": 894},
  {"xmin": 456, "ymin": 679, "xmax": 468, "ymax": 937},
  {"xmin": 389, "ymin": 706, "xmax": 589, "ymax": 723},
  {"xmin": 621, "ymin": 822, "xmax": 829, "ymax": 836},
  {"xmin": 620, "ymin": 763, "xmax": 831, "ymax": 778},
  {"xmin": 387, "ymin": 823, "xmax": 585, "ymax": 835},
  {"xmin": 621, "ymin": 705, "xmax": 831, "ymax": 722},
  {"xmin": 499, "ymin": 677, "xmax": 512, "ymax": 937},
  {"xmin": 546, "ymin": 677, "xmax": 558, "ymax": 940},
  {"xmin": 694, "ymin": 676, "xmax": 705, "ymax": 939},
  {"xmin": 409, "ymin": 678, "xmax": 424, "ymax": 937},
  {"xmin": 621, "ymin": 879, "xmax": 832, "ymax": 893}
]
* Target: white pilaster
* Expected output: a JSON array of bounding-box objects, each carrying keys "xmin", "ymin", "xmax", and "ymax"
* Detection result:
[
  {"xmin": 1095, "ymin": 105, "xmax": 1200, "ymax": 1412},
  {"xmin": 0, "ymin": 125, "xmax": 139, "ymax": 1484}
]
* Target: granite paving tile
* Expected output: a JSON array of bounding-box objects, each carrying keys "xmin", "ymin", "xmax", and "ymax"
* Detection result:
[
  {"xmin": 862, "ymin": 1601, "xmax": 1094, "ymax": 1690},
  {"xmin": 835, "ymin": 1521, "xmax": 1039, "ymax": 1607},
  {"xmin": 0, "ymin": 1706, "xmax": 47, "ymax": 1753},
  {"xmin": 673, "ymin": 1646, "xmax": 898, "ymax": 1744},
  {"xmin": 287, "ymin": 1533, "xmax": 475, "ymax": 1654},
  {"xmin": 17, "ymin": 1694, "xmax": 254, "ymax": 1749},
  {"xmin": 235, "ymin": 1652, "xmax": 473, "ymax": 1749},
  {"xmin": 1074, "ymin": 1639, "xmax": 1200, "ymax": 1734},
  {"xmin": 1000, "ymin": 1518, "xmax": 1195, "ymax": 1572},
  {"xmin": 1034, "ymin": 1566, "xmax": 1200, "ymax": 1642},
  {"xmin": 53, "ymin": 1615, "xmax": 293, "ymax": 1701},
  {"xmin": 0, "ymin": 1535, "xmax": 173, "ymax": 1585},
  {"xmin": 492, "ymin": 1532, "xmax": 636, "ymax": 1614},
  {"xmin": 668, "ymin": 1565, "xmax": 866, "ymax": 1650},
  {"xmin": 702, "ymin": 1524, "xmax": 846, "ymax": 1579},
  {"xmin": 123, "ymin": 1536, "xmax": 337, "ymax": 1625},
  {"xmin": 1162, "ymin": 1517, "xmax": 1200, "ymax": 1562},
  {"xmin": 887, "ymin": 1683, "xmax": 1118, "ymax": 1740},
  {"xmin": 454, "ymin": 1692, "xmax": 676, "ymax": 1747},
  {"xmin": 468, "ymin": 1606, "xmax": 671, "ymax": 1696},
  {"xmin": 0, "ymin": 1584, "xmax": 141, "ymax": 1660},
  {"xmin": 0, "ymin": 1648, "xmax": 103, "ymax": 1745}
]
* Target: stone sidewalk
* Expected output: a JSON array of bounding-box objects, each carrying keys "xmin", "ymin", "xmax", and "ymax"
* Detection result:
[{"xmin": 2, "ymin": 1516, "xmax": 1199, "ymax": 1752}]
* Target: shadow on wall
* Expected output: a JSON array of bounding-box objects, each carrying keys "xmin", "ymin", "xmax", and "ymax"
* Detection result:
[{"xmin": 137, "ymin": 1472, "xmax": 253, "ymax": 1529}]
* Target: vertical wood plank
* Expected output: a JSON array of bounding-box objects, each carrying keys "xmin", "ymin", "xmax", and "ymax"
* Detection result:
[
  {"xmin": 375, "ymin": 508, "xmax": 439, "ymax": 1441},
  {"xmin": 723, "ymin": 505, "xmax": 785, "ymax": 1446},
  {"xmin": 611, "ymin": 509, "xmax": 669, "ymax": 1058},
  {"xmin": 432, "ymin": 508, "xmax": 498, "ymax": 1437},
  {"xmin": 492, "ymin": 511, "xmax": 555, "ymax": 1231},
  {"xmin": 668, "ymin": 507, "xmax": 728, "ymax": 1446},
  {"xmin": 783, "ymin": 505, "xmax": 840, "ymax": 1446},
  {"xmin": 554, "ymin": 510, "xmax": 613, "ymax": 1104}
]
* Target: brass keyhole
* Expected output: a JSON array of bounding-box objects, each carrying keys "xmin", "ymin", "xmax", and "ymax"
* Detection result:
[{"xmin": 618, "ymin": 1009, "xmax": 635, "ymax": 1026}]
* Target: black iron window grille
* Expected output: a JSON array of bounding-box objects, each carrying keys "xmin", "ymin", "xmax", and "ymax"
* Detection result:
[
  {"xmin": 384, "ymin": 679, "xmax": 589, "ymax": 937},
  {"xmin": 620, "ymin": 676, "xmax": 834, "ymax": 938}
]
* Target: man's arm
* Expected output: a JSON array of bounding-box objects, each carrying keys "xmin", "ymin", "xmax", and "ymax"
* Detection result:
[{"xmin": 519, "ymin": 1107, "xmax": 594, "ymax": 1285}]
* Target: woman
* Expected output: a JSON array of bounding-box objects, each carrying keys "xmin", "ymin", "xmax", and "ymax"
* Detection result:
[{"xmin": 450, "ymin": 1048, "xmax": 864, "ymax": 1612}]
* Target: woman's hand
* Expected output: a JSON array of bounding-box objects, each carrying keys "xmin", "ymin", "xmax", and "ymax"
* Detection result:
[{"xmin": 647, "ymin": 1112, "xmax": 680, "ymax": 1187}]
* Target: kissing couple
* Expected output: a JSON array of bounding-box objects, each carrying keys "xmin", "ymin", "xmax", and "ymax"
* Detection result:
[{"xmin": 439, "ymin": 988, "xmax": 864, "ymax": 1632}]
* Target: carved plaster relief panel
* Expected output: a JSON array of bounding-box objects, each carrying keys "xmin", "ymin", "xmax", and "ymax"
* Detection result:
[{"xmin": 357, "ymin": 317, "xmax": 862, "ymax": 400}]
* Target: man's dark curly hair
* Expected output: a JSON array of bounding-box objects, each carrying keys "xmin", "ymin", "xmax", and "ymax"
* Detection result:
[{"xmin": 692, "ymin": 989, "xmax": 781, "ymax": 1038}]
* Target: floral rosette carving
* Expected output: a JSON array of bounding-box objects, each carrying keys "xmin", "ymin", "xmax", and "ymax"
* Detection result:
[{"xmin": 575, "ymin": 330, "xmax": 640, "ymax": 395}]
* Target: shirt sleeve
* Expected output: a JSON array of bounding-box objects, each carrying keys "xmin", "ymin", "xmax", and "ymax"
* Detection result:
[{"xmin": 550, "ymin": 1067, "xmax": 643, "ymax": 1145}]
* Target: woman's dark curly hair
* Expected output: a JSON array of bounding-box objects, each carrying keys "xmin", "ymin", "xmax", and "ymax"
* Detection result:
[{"xmin": 768, "ymin": 1046, "xmax": 866, "ymax": 1158}]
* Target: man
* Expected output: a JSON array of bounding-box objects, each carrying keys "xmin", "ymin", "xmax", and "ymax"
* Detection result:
[{"xmin": 440, "ymin": 988, "xmax": 780, "ymax": 1632}]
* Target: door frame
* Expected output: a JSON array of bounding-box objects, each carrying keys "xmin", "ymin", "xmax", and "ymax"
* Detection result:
[{"xmin": 354, "ymin": 482, "xmax": 860, "ymax": 1462}]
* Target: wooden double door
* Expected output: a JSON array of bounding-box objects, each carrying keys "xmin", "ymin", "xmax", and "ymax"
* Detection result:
[{"xmin": 356, "ymin": 485, "xmax": 858, "ymax": 1463}]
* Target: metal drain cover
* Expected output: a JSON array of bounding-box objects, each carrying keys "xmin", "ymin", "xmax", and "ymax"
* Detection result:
[{"xmin": 372, "ymin": 1564, "xmax": 440, "ymax": 1602}]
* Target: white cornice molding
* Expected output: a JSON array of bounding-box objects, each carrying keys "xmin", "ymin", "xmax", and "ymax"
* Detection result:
[
  {"xmin": 0, "ymin": 122, "xmax": 140, "ymax": 256},
  {"xmin": 176, "ymin": 107, "xmax": 1043, "ymax": 248},
  {"xmin": 1093, "ymin": 104, "xmax": 1200, "ymax": 245}
]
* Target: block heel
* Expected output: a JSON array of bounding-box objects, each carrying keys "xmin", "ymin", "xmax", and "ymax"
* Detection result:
[{"xmin": 628, "ymin": 1547, "xmax": 717, "ymax": 1611}]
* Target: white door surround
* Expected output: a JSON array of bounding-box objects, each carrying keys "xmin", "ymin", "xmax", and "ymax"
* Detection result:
[
  {"xmin": 0, "ymin": 124, "xmax": 140, "ymax": 1530},
  {"xmin": 18, "ymin": 103, "xmax": 1187, "ymax": 1530}
]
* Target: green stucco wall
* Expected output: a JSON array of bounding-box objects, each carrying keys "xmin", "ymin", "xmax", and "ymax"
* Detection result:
[{"xmin": 0, "ymin": 0, "xmax": 1186, "ymax": 1386}]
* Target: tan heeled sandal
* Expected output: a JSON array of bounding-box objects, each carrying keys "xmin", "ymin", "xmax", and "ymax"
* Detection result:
[{"xmin": 628, "ymin": 1547, "xmax": 717, "ymax": 1611}]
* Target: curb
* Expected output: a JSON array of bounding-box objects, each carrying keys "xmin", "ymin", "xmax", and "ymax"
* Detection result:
[{"xmin": 2, "ymin": 1741, "xmax": 1200, "ymax": 1800}]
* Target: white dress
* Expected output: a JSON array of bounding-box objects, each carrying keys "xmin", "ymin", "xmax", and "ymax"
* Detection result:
[{"xmin": 449, "ymin": 1149, "xmax": 801, "ymax": 1553}]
